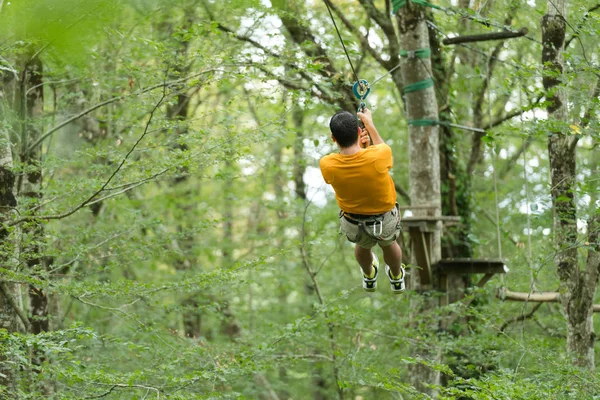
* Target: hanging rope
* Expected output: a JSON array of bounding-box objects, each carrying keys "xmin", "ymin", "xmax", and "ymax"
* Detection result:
[
  {"xmin": 520, "ymin": 85, "xmax": 535, "ymax": 292},
  {"xmin": 321, "ymin": 1, "xmax": 486, "ymax": 134},
  {"xmin": 484, "ymin": 52, "xmax": 506, "ymax": 295},
  {"xmin": 486, "ymin": 57, "xmax": 503, "ymax": 259},
  {"xmin": 322, "ymin": 0, "xmax": 360, "ymax": 84}
]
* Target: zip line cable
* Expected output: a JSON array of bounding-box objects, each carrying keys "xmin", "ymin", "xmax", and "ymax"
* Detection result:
[
  {"xmin": 322, "ymin": 0, "xmax": 360, "ymax": 85},
  {"xmin": 488, "ymin": 60, "xmax": 504, "ymax": 266},
  {"xmin": 320, "ymin": 0, "xmax": 516, "ymax": 134}
]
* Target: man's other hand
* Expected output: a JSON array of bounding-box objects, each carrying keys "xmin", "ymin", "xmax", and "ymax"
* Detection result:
[{"xmin": 359, "ymin": 128, "xmax": 370, "ymax": 147}]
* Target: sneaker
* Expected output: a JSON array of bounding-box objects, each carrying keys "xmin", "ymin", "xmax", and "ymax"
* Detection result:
[
  {"xmin": 385, "ymin": 264, "xmax": 406, "ymax": 294},
  {"xmin": 362, "ymin": 253, "xmax": 379, "ymax": 292}
]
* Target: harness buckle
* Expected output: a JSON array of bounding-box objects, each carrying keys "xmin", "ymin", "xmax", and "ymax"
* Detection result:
[{"xmin": 373, "ymin": 220, "xmax": 383, "ymax": 237}]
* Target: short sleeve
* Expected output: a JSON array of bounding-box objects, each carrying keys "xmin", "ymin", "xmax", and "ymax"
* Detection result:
[
  {"xmin": 319, "ymin": 156, "xmax": 332, "ymax": 184},
  {"xmin": 373, "ymin": 143, "xmax": 392, "ymax": 173}
]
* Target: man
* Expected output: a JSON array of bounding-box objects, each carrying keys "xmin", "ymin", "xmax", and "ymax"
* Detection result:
[{"xmin": 319, "ymin": 108, "xmax": 405, "ymax": 293}]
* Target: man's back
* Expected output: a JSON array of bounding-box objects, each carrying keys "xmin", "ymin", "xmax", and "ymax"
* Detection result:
[{"xmin": 320, "ymin": 143, "xmax": 395, "ymax": 215}]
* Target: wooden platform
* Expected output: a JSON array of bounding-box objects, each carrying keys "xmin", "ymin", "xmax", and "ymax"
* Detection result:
[
  {"xmin": 435, "ymin": 258, "xmax": 508, "ymax": 275},
  {"xmin": 402, "ymin": 215, "xmax": 461, "ymax": 229},
  {"xmin": 402, "ymin": 215, "xmax": 461, "ymax": 285}
]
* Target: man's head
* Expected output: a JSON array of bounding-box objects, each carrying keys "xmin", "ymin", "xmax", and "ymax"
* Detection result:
[{"xmin": 329, "ymin": 110, "xmax": 358, "ymax": 148}]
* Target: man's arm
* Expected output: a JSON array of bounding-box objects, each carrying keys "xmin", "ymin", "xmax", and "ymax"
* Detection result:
[{"xmin": 357, "ymin": 107, "xmax": 384, "ymax": 145}]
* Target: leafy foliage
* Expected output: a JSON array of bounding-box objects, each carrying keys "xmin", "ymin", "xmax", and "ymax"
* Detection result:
[{"xmin": 0, "ymin": 0, "xmax": 599, "ymax": 398}]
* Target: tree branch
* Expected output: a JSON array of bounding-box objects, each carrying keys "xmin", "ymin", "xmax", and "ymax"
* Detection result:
[
  {"xmin": 84, "ymin": 383, "xmax": 160, "ymax": 399},
  {"xmin": 215, "ymin": 19, "xmax": 353, "ymax": 109},
  {"xmin": 497, "ymin": 288, "xmax": 600, "ymax": 312},
  {"xmin": 499, "ymin": 302, "xmax": 543, "ymax": 332},
  {"xmin": 489, "ymin": 95, "xmax": 544, "ymax": 129},
  {"xmin": 565, "ymin": 4, "xmax": 600, "ymax": 48},
  {"xmin": 395, "ymin": 183, "xmax": 410, "ymax": 204},
  {"xmin": 26, "ymin": 70, "xmax": 216, "ymax": 153},
  {"xmin": 582, "ymin": 76, "xmax": 600, "ymax": 128},
  {"xmin": 324, "ymin": 0, "xmax": 391, "ymax": 69},
  {"xmin": 0, "ymin": 282, "xmax": 32, "ymax": 332},
  {"xmin": 10, "ymin": 89, "xmax": 167, "ymax": 227},
  {"xmin": 442, "ymin": 28, "xmax": 529, "ymax": 45}
]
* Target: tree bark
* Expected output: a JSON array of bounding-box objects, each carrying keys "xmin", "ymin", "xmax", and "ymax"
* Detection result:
[
  {"xmin": 0, "ymin": 70, "xmax": 20, "ymax": 393},
  {"xmin": 396, "ymin": 3, "xmax": 442, "ymax": 394},
  {"xmin": 16, "ymin": 51, "xmax": 50, "ymax": 338},
  {"xmin": 442, "ymin": 28, "xmax": 528, "ymax": 45},
  {"xmin": 542, "ymin": 0, "xmax": 595, "ymax": 369}
]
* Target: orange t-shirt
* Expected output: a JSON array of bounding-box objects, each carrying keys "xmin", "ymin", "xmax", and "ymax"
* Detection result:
[{"xmin": 319, "ymin": 143, "xmax": 396, "ymax": 214}]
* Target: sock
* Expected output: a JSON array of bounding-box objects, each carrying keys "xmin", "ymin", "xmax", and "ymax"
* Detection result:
[
  {"xmin": 390, "ymin": 269, "xmax": 403, "ymax": 280},
  {"xmin": 364, "ymin": 266, "xmax": 376, "ymax": 279}
]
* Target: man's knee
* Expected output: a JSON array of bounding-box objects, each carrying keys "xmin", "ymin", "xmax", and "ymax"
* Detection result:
[{"xmin": 379, "ymin": 240, "xmax": 400, "ymax": 249}]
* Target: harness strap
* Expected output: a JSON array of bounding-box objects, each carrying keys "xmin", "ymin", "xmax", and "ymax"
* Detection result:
[{"xmin": 340, "ymin": 212, "xmax": 385, "ymax": 239}]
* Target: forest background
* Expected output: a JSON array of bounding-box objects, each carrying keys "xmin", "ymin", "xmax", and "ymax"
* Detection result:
[{"xmin": 0, "ymin": 0, "xmax": 599, "ymax": 398}]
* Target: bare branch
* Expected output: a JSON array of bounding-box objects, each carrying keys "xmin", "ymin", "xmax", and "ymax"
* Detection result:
[
  {"xmin": 497, "ymin": 288, "xmax": 600, "ymax": 312},
  {"xmin": 498, "ymin": 288, "xmax": 560, "ymax": 302},
  {"xmin": 442, "ymin": 28, "xmax": 529, "ymax": 45},
  {"xmin": 324, "ymin": 0, "xmax": 391, "ymax": 69},
  {"xmin": 10, "ymin": 90, "xmax": 166, "ymax": 227},
  {"xmin": 84, "ymin": 383, "xmax": 160, "ymax": 399},
  {"xmin": 26, "ymin": 70, "xmax": 217, "ymax": 153},
  {"xmin": 499, "ymin": 302, "xmax": 543, "ymax": 332},
  {"xmin": 565, "ymin": 4, "xmax": 600, "ymax": 47},
  {"xmin": 489, "ymin": 95, "xmax": 544, "ymax": 129}
]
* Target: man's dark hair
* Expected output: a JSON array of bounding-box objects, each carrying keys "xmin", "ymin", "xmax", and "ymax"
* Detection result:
[{"xmin": 329, "ymin": 110, "xmax": 358, "ymax": 148}]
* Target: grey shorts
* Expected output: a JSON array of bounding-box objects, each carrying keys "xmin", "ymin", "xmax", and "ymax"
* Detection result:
[{"xmin": 340, "ymin": 204, "xmax": 401, "ymax": 249}]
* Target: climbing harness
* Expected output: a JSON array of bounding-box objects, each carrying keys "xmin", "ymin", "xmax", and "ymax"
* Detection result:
[
  {"xmin": 339, "ymin": 203, "xmax": 401, "ymax": 242},
  {"xmin": 340, "ymin": 212, "xmax": 386, "ymax": 242}
]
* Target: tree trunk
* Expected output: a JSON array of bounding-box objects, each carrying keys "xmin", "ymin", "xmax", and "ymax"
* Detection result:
[
  {"xmin": 396, "ymin": 3, "xmax": 442, "ymax": 394},
  {"xmin": 542, "ymin": 0, "xmax": 595, "ymax": 369},
  {"xmin": 17, "ymin": 51, "xmax": 50, "ymax": 337},
  {"xmin": 0, "ymin": 71, "xmax": 20, "ymax": 393}
]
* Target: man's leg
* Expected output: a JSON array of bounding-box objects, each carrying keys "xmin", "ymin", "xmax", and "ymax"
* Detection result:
[
  {"xmin": 381, "ymin": 241, "xmax": 403, "ymax": 278},
  {"xmin": 355, "ymin": 244, "xmax": 375, "ymax": 277}
]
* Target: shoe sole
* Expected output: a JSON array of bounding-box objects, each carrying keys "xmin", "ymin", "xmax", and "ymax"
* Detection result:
[{"xmin": 390, "ymin": 286, "xmax": 405, "ymax": 294}]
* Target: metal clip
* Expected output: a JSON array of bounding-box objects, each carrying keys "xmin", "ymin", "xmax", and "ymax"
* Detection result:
[
  {"xmin": 373, "ymin": 220, "xmax": 383, "ymax": 237},
  {"xmin": 406, "ymin": 50, "xmax": 416, "ymax": 59}
]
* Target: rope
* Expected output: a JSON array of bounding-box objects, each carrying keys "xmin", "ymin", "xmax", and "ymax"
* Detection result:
[
  {"xmin": 369, "ymin": 48, "xmax": 430, "ymax": 87},
  {"xmin": 370, "ymin": 63, "xmax": 401, "ymax": 86},
  {"xmin": 486, "ymin": 52, "xmax": 504, "ymax": 288},
  {"xmin": 520, "ymin": 85, "xmax": 535, "ymax": 291},
  {"xmin": 322, "ymin": 0, "xmax": 360, "ymax": 84}
]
